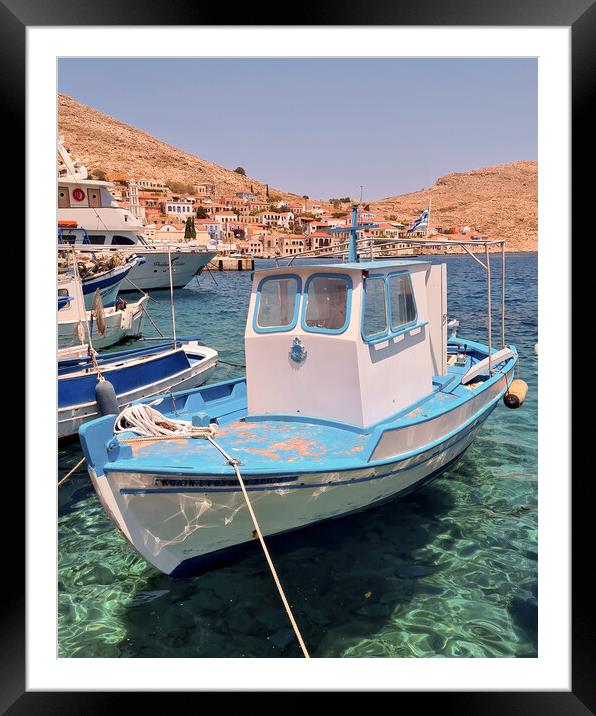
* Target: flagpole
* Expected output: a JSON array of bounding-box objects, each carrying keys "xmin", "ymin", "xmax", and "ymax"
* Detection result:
[{"xmin": 426, "ymin": 193, "xmax": 432, "ymax": 240}]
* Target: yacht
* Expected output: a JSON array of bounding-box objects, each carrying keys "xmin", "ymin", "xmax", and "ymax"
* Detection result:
[{"xmin": 57, "ymin": 138, "xmax": 215, "ymax": 290}]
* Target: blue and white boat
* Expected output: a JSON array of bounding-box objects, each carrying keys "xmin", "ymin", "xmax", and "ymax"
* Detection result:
[
  {"xmin": 59, "ymin": 226, "xmax": 142, "ymax": 309},
  {"xmin": 59, "ymin": 339, "xmax": 218, "ymax": 439},
  {"xmin": 79, "ymin": 209, "xmax": 525, "ymax": 577},
  {"xmin": 80, "ymin": 259, "xmax": 138, "ymax": 310}
]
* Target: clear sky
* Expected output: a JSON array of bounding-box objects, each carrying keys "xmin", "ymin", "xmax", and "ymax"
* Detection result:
[{"xmin": 58, "ymin": 58, "xmax": 537, "ymax": 201}]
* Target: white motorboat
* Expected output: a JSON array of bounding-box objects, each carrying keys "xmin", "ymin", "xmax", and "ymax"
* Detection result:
[{"xmin": 58, "ymin": 139, "xmax": 215, "ymax": 290}]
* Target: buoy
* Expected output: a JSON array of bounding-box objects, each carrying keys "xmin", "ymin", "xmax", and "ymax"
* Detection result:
[
  {"xmin": 503, "ymin": 379, "xmax": 528, "ymax": 409},
  {"xmin": 95, "ymin": 379, "xmax": 119, "ymax": 416}
]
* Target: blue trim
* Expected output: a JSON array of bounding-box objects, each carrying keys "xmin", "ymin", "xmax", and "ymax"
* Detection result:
[
  {"xmin": 81, "ymin": 265, "xmax": 131, "ymax": 295},
  {"xmin": 119, "ymin": 409, "xmax": 489, "ymax": 496},
  {"xmin": 300, "ymin": 272, "xmax": 353, "ymax": 335},
  {"xmin": 253, "ymin": 273, "xmax": 302, "ymax": 333}
]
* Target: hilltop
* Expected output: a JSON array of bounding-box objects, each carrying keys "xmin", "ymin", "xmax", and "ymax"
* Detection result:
[
  {"xmin": 57, "ymin": 94, "xmax": 301, "ymax": 202},
  {"xmin": 371, "ymin": 160, "xmax": 537, "ymax": 251}
]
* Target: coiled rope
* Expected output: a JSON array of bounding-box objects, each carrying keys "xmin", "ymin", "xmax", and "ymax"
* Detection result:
[{"xmin": 113, "ymin": 403, "xmax": 310, "ymax": 658}]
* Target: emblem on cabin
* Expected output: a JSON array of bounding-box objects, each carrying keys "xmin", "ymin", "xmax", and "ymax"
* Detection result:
[{"xmin": 289, "ymin": 337, "xmax": 307, "ymax": 364}]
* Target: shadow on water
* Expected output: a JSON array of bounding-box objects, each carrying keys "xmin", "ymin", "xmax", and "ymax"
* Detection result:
[{"xmin": 114, "ymin": 479, "xmax": 455, "ymax": 658}]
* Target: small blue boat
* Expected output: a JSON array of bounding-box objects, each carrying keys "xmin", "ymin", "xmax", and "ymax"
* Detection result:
[
  {"xmin": 58, "ymin": 227, "xmax": 141, "ymax": 309},
  {"xmin": 59, "ymin": 339, "xmax": 218, "ymax": 439},
  {"xmin": 79, "ymin": 208, "xmax": 526, "ymax": 577}
]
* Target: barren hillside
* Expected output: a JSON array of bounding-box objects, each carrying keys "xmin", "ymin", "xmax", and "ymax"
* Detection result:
[
  {"xmin": 58, "ymin": 94, "xmax": 301, "ymax": 201},
  {"xmin": 371, "ymin": 161, "xmax": 537, "ymax": 251}
]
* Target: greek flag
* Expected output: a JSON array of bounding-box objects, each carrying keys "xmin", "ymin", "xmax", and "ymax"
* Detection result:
[{"xmin": 406, "ymin": 209, "xmax": 429, "ymax": 234}]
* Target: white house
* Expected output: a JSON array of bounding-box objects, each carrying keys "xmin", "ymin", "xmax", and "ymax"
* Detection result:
[{"xmin": 162, "ymin": 199, "xmax": 196, "ymax": 218}]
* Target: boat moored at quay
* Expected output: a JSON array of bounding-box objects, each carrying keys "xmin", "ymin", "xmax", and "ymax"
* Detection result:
[
  {"xmin": 79, "ymin": 208, "xmax": 527, "ymax": 578},
  {"xmin": 58, "ymin": 138, "xmax": 215, "ymax": 290}
]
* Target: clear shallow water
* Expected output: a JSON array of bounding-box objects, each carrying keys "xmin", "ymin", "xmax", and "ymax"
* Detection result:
[{"xmin": 58, "ymin": 253, "xmax": 538, "ymax": 658}]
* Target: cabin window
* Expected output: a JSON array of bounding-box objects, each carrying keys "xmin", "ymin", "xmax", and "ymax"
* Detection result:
[
  {"xmin": 388, "ymin": 273, "xmax": 417, "ymax": 329},
  {"xmin": 255, "ymin": 275, "xmax": 301, "ymax": 332},
  {"xmin": 302, "ymin": 274, "xmax": 351, "ymax": 333},
  {"xmin": 57, "ymin": 288, "xmax": 70, "ymax": 311},
  {"xmin": 88, "ymin": 235, "xmax": 106, "ymax": 245},
  {"xmin": 112, "ymin": 235, "xmax": 135, "ymax": 245},
  {"xmin": 362, "ymin": 276, "xmax": 387, "ymax": 338}
]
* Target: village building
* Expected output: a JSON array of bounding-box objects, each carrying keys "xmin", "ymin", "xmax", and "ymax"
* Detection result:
[
  {"xmin": 246, "ymin": 237, "xmax": 264, "ymax": 256},
  {"xmin": 309, "ymin": 230, "xmax": 334, "ymax": 251},
  {"xmin": 193, "ymin": 183, "xmax": 216, "ymax": 197},
  {"xmin": 138, "ymin": 179, "xmax": 168, "ymax": 192},
  {"xmin": 194, "ymin": 217, "xmax": 222, "ymax": 243},
  {"xmin": 255, "ymin": 211, "xmax": 294, "ymax": 229},
  {"xmin": 281, "ymin": 235, "xmax": 306, "ymax": 255},
  {"xmin": 162, "ymin": 199, "xmax": 196, "ymax": 218}
]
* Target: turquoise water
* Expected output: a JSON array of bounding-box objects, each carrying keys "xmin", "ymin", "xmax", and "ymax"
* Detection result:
[{"xmin": 58, "ymin": 253, "xmax": 538, "ymax": 658}]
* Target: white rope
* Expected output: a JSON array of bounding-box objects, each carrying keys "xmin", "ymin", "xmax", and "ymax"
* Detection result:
[
  {"xmin": 114, "ymin": 403, "xmax": 213, "ymax": 439},
  {"xmin": 111, "ymin": 403, "xmax": 310, "ymax": 657}
]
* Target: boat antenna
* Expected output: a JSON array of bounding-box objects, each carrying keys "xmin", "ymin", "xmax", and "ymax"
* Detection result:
[{"xmin": 348, "ymin": 203, "xmax": 359, "ymax": 262}]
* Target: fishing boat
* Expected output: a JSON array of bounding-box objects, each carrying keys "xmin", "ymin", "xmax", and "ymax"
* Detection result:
[
  {"xmin": 58, "ymin": 138, "xmax": 216, "ymax": 290},
  {"xmin": 79, "ymin": 208, "xmax": 526, "ymax": 577},
  {"xmin": 59, "ymin": 339, "xmax": 218, "ymax": 439},
  {"xmin": 59, "ymin": 234, "xmax": 142, "ymax": 310},
  {"xmin": 79, "ymin": 257, "xmax": 140, "ymax": 310},
  {"xmin": 58, "ymin": 269, "xmax": 148, "ymax": 350}
]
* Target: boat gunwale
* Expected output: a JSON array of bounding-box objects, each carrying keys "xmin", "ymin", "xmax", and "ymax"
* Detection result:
[
  {"xmin": 58, "ymin": 349, "xmax": 218, "ymax": 416},
  {"xmin": 101, "ymin": 360, "xmax": 513, "ymax": 478}
]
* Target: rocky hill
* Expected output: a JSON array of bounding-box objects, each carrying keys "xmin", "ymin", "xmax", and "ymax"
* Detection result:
[
  {"xmin": 58, "ymin": 94, "xmax": 301, "ymax": 202},
  {"xmin": 371, "ymin": 160, "xmax": 537, "ymax": 251}
]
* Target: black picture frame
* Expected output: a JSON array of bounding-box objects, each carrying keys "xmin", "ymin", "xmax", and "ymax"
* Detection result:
[{"xmin": 8, "ymin": 0, "xmax": 587, "ymax": 709}]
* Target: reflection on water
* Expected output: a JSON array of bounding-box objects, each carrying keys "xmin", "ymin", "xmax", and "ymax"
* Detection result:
[{"xmin": 58, "ymin": 253, "xmax": 537, "ymax": 658}]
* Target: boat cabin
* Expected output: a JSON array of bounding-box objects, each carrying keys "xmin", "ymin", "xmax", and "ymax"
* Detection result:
[{"xmin": 245, "ymin": 260, "xmax": 447, "ymax": 428}]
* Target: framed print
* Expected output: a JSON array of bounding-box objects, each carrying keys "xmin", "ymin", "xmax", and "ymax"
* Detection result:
[{"xmin": 6, "ymin": 0, "xmax": 588, "ymax": 708}]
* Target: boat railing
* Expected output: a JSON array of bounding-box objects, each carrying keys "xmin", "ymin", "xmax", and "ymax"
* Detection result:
[
  {"xmin": 57, "ymin": 242, "xmax": 214, "ymax": 255},
  {"xmin": 281, "ymin": 234, "xmax": 506, "ymax": 377}
]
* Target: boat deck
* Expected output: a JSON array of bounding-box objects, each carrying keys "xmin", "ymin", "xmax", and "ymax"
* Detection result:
[{"xmin": 101, "ymin": 342, "xmax": 509, "ymax": 477}]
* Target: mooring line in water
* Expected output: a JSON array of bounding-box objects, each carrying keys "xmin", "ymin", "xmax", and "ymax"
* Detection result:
[
  {"xmin": 111, "ymin": 404, "xmax": 310, "ymax": 657},
  {"xmin": 58, "ymin": 457, "xmax": 86, "ymax": 487},
  {"xmin": 141, "ymin": 304, "xmax": 165, "ymax": 337},
  {"xmin": 205, "ymin": 435, "xmax": 311, "ymax": 659},
  {"xmin": 218, "ymin": 359, "xmax": 246, "ymax": 368}
]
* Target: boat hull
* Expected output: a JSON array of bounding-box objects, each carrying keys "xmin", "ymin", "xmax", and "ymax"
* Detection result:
[
  {"xmin": 82, "ymin": 263, "xmax": 132, "ymax": 309},
  {"xmin": 58, "ymin": 296, "xmax": 147, "ymax": 350},
  {"xmin": 58, "ymin": 344, "xmax": 218, "ymax": 439},
  {"xmin": 89, "ymin": 399, "xmax": 498, "ymax": 577},
  {"xmin": 121, "ymin": 251, "xmax": 215, "ymax": 291}
]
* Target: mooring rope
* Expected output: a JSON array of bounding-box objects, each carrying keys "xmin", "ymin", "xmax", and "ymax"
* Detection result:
[
  {"xmin": 204, "ymin": 434, "xmax": 310, "ymax": 658},
  {"xmin": 112, "ymin": 403, "xmax": 310, "ymax": 657},
  {"xmin": 58, "ymin": 457, "xmax": 86, "ymax": 487}
]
